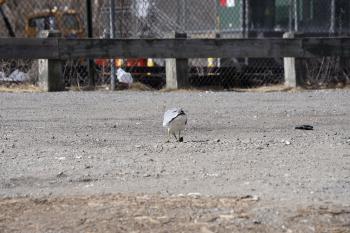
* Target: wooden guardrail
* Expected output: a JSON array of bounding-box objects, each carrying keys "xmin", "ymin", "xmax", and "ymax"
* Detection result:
[
  {"xmin": 0, "ymin": 37, "xmax": 350, "ymax": 59},
  {"xmin": 0, "ymin": 35, "xmax": 349, "ymax": 90}
]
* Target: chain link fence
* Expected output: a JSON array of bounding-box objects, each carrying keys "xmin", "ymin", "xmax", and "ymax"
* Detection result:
[{"xmin": 0, "ymin": 0, "xmax": 349, "ymax": 89}]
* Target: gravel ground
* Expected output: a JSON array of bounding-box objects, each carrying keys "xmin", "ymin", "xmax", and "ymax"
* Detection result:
[{"xmin": 0, "ymin": 89, "xmax": 349, "ymax": 232}]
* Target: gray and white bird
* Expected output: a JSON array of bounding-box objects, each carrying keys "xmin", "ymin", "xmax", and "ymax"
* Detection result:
[{"xmin": 163, "ymin": 108, "xmax": 187, "ymax": 142}]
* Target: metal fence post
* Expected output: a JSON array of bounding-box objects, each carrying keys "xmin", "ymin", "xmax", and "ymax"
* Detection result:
[
  {"xmin": 293, "ymin": 0, "xmax": 298, "ymax": 32},
  {"xmin": 86, "ymin": 0, "xmax": 95, "ymax": 88},
  {"xmin": 330, "ymin": 0, "xmax": 335, "ymax": 34},
  {"xmin": 38, "ymin": 30, "xmax": 64, "ymax": 92},
  {"xmin": 110, "ymin": 0, "xmax": 116, "ymax": 91},
  {"xmin": 165, "ymin": 32, "xmax": 189, "ymax": 89}
]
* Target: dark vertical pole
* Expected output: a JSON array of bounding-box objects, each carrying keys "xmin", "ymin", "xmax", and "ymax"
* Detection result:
[
  {"xmin": 110, "ymin": 0, "xmax": 116, "ymax": 90},
  {"xmin": 182, "ymin": 0, "xmax": 186, "ymax": 32},
  {"xmin": 86, "ymin": 0, "xmax": 95, "ymax": 88},
  {"xmin": 241, "ymin": 0, "xmax": 246, "ymax": 37},
  {"xmin": 330, "ymin": 0, "xmax": 335, "ymax": 34},
  {"xmin": 294, "ymin": 0, "xmax": 298, "ymax": 32},
  {"xmin": 288, "ymin": 0, "xmax": 293, "ymax": 32},
  {"xmin": 245, "ymin": 0, "xmax": 250, "ymax": 65},
  {"xmin": 0, "ymin": 7, "xmax": 15, "ymax": 37}
]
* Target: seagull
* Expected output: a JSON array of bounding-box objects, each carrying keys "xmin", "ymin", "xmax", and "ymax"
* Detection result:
[{"xmin": 163, "ymin": 108, "xmax": 187, "ymax": 142}]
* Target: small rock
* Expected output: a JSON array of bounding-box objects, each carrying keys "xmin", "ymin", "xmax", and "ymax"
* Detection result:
[
  {"xmin": 253, "ymin": 220, "xmax": 262, "ymax": 224},
  {"xmin": 242, "ymin": 139, "xmax": 250, "ymax": 144},
  {"xmin": 57, "ymin": 172, "xmax": 67, "ymax": 178},
  {"xmin": 187, "ymin": 192, "xmax": 201, "ymax": 198},
  {"xmin": 285, "ymin": 140, "xmax": 291, "ymax": 145},
  {"xmin": 295, "ymin": 125, "xmax": 313, "ymax": 130},
  {"xmin": 143, "ymin": 174, "xmax": 151, "ymax": 177}
]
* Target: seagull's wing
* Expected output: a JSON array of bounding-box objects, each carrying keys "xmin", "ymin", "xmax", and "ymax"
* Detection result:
[{"xmin": 163, "ymin": 108, "xmax": 180, "ymax": 127}]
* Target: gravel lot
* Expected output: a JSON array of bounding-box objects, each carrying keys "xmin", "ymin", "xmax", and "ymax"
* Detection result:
[{"xmin": 0, "ymin": 89, "xmax": 349, "ymax": 232}]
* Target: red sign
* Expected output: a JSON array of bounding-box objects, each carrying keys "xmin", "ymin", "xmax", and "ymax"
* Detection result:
[{"xmin": 220, "ymin": 0, "xmax": 235, "ymax": 7}]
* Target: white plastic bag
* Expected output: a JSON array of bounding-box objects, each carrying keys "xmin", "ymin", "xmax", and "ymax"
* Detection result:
[
  {"xmin": 8, "ymin": 69, "xmax": 29, "ymax": 82},
  {"xmin": 117, "ymin": 68, "xmax": 133, "ymax": 86}
]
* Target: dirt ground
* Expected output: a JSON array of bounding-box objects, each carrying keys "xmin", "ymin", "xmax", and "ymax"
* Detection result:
[{"xmin": 0, "ymin": 89, "xmax": 350, "ymax": 232}]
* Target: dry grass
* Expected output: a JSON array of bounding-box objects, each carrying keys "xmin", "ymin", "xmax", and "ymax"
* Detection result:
[
  {"xmin": 129, "ymin": 82, "xmax": 154, "ymax": 91},
  {"xmin": 231, "ymin": 85, "xmax": 298, "ymax": 93},
  {"xmin": 86, "ymin": 82, "xmax": 155, "ymax": 91},
  {"xmin": 0, "ymin": 83, "xmax": 42, "ymax": 93},
  {"xmin": 2, "ymin": 83, "xmax": 348, "ymax": 94},
  {"xmin": 160, "ymin": 85, "xmax": 298, "ymax": 93},
  {"xmin": 0, "ymin": 194, "xmax": 349, "ymax": 233}
]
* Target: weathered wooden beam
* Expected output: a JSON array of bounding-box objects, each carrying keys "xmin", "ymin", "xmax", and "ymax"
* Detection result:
[
  {"xmin": 1, "ymin": 37, "xmax": 350, "ymax": 59},
  {"xmin": 0, "ymin": 38, "xmax": 59, "ymax": 59},
  {"xmin": 58, "ymin": 38, "xmax": 350, "ymax": 59}
]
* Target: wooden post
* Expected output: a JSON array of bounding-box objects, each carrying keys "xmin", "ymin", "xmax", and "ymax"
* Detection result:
[
  {"xmin": 38, "ymin": 30, "xmax": 64, "ymax": 91},
  {"xmin": 165, "ymin": 32, "xmax": 189, "ymax": 89},
  {"xmin": 283, "ymin": 32, "xmax": 300, "ymax": 87}
]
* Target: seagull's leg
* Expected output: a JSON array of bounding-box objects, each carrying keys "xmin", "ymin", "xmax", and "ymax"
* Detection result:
[
  {"xmin": 179, "ymin": 131, "xmax": 184, "ymax": 142},
  {"xmin": 173, "ymin": 133, "xmax": 178, "ymax": 141},
  {"xmin": 166, "ymin": 129, "xmax": 170, "ymax": 143}
]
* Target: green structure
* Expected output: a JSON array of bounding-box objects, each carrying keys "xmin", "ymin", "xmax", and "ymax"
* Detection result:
[{"xmin": 217, "ymin": 0, "xmax": 350, "ymax": 36}]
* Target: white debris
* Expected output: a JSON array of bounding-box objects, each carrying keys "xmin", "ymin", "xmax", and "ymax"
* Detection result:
[
  {"xmin": 0, "ymin": 71, "xmax": 6, "ymax": 80},
  {"xmin": 117, "ymin": 68, "xmax": 133, "ymax": 86},
  {"xmin": 8, "ymin": 69, "xmax": 29, "ymax": 82},
  {"xmin": 187, "ymin": 192, "xmax": 201, "ymax": 198}
]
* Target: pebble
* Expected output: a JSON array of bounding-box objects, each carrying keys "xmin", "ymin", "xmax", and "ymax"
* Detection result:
[
  {"xmin": 187, "ymin": 192, "xmax": 201, "ymax": 198},
  {"xmin": 57, "ymin": 171, "xmax": 67, "ymax": 178}
]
